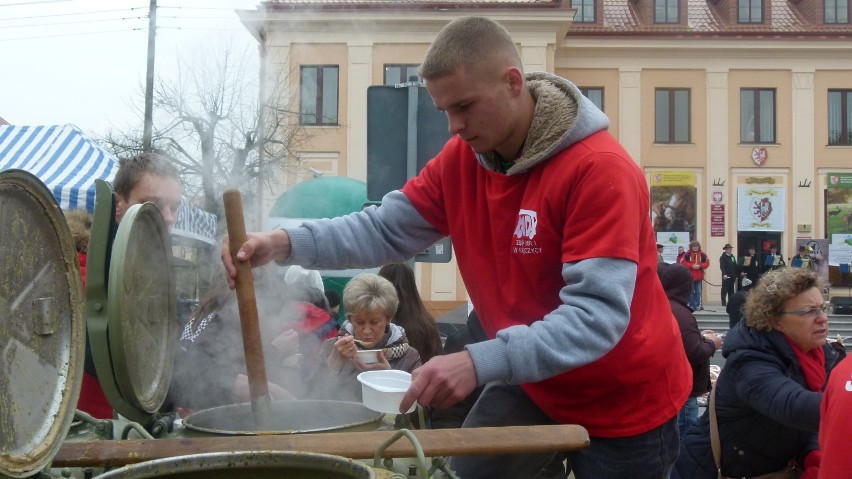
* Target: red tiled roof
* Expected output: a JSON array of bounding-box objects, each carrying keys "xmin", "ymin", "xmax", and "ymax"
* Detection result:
[{"xmin": 568, "ymin": 0, "xmax": 852, "ymax": 35}]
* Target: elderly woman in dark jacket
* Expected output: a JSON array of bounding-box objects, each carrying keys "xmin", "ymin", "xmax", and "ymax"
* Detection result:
[
  {"xmin": 658, "ymin": 263, "xmax": 722, "ymax": 439},
  {"xmin": 675, "ymin": 268, "xmax": 840, "ymax": 479}
]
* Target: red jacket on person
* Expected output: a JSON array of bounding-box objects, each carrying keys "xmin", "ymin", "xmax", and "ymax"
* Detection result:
[{"xmin": 682, "ymin": 249, "xmax": 710, "ymax": 282}]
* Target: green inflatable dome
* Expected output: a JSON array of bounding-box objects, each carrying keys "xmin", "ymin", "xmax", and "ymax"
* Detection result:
[{"xmin": 268, "ymin": 176, "xmax": 368, "ymax": 219}]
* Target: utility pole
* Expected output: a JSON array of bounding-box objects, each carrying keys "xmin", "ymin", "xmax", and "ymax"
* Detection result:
[
  {"xmin": 256, "ymin": 31, "xmax": 267, "ymax": 230},
  {"xmin": 142, "ymin": 0, "xmax": 157, "ymax": 153}
]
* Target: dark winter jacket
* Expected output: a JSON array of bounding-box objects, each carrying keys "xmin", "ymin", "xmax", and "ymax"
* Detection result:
[
  {"xmin": 719, "ymin": 252, "xmax": 738, "ymax": 280},
  {"xmin": 675, "ymin": 320, "xmax": 841, "ymax": 479},
  {"xmin": 738, "ymin": 253, "xmax": 762, "ymax": 284},
  {"xmin": 658, "ymin": 263, "xmax": 716, "ymax": 398},
  {"xmin": 725, "ymin": 291, "xmax": 748, "ymax": 329}
]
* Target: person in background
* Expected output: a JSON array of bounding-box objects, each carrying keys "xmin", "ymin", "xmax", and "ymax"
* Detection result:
[
  {"xmin": 307, "ymin": 274, "xmax": 421, "ymax": 401},
  {"xmin": 167, "ymin": 265, "xmax": 298, "ymax": 412},
  {"xmin": 658, "ymin": 262, "xmax": 722, "ymax": 440},
  {"xmin": 817, "ymin": 354, "xmax": 852, "ymax": 478},
  {"xmin": 378, "ymin": 263, "xmax": 444, "ymax": 364},
  {"xmin": 78, "ymin": 152, "xmax": 182, "ymax": 420},
  {"xmin": 792, "ymin": 245, "xmax": 815, "ymax": 269},
  {"xmin": 324, "ymin": 289, "xmax": 342, "ymax": 324},
  {"xmin": 657, "ymin": 243, "xmax": 666, "ymax": 263},
  {"xmin": 431, "ymin": 309, "xmax": 488, "ymax": 429},
  {"xmin": 764, "ymin": 243, "xmax": 786, "ymax": 271},
  {"xmin": 222, "ymin": 16, "xmax": 689, "ymax": 479},
  {"xmin": 737, "ymin": 245, "xmax": 762, "ymax": 291},
  {"xmin": 113, "ymin": 153, "xmax": 182, "ymax": 231},
  {"xmin": 676, "ymin": 245, "xmax": 686, "ymax": 264},
  {"xmin": 725, "ymin": 278, "xmax": 750, "ymax": 329},
  {"xmin": 676, "ymin": 267, "xmax": 841, "ymax": 479},
  {"xmin": 65, "ymin": 208, "xmax": 92, "ymax": 290},
  {"xmin": 683, "ymin": 240, "xmax": 710, "ymax": 311},
  {"xmin": 719, "ymin": 243, "xmax": 738, "ymax": 307}
]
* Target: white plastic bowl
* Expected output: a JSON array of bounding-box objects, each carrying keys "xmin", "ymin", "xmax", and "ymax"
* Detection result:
[
  {"xmin": 357, "ymin": 370, "xmax": 416, "ymax": 414},
  {"xmin": 354, "ymin": 349, "xmax": 381, "ymax": 364}
]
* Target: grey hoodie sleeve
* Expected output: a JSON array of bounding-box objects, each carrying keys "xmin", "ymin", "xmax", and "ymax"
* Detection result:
[
  {"xmin": 466, "ymin": 258, "xmax": 635, "ymax": 385},
  {"xmin": 282, "ymin": 190, "xmax": 445, "ymax": 269}
]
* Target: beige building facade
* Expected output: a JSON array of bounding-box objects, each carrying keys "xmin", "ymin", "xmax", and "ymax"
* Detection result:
[{"xmin": 239, "ymin": 0, "xmax": 852, "ymax": 308}]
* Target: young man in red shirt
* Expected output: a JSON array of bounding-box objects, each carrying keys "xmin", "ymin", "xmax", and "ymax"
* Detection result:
[{"xmin": 223, "ymin": 17, "xmax": 690, "ymax": 479}]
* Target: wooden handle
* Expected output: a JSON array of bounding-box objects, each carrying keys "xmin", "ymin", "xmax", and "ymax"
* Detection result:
[
  {"xmin": 52, "ymin": 425, "xmax": 590, "ymax": 468},
  {"xmin": 222, "ymin": 188, "xmax": 271, "ymax": 425}
]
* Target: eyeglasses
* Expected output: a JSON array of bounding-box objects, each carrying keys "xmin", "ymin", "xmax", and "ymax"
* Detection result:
[{"xmin": 780, "ymin": 305, "xmax": 833, "ymax": 320}]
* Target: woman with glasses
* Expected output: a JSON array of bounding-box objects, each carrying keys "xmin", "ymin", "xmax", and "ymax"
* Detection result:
[{"xmin": 675, "ymin": 267, "xmax": 841, "ymax": 479}]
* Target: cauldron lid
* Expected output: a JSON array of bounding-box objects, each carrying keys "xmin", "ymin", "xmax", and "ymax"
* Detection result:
[
  {"xmin": 0, "ymin": 169, "xmax": 85, "ymax": 477},
  {"xmin": 86, "ymin": 180, "xmax": 176, "ymax": 424}
]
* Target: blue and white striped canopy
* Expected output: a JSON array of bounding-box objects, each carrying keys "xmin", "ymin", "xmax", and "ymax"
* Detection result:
[{"xmin": 0, "ymin": 124, "xmax": 117, "ymax": 213}]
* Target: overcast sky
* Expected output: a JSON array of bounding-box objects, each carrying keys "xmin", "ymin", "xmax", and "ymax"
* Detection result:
[{"xmin": 1, "ymin": 0, "xmax": 259, "ymax": 138}]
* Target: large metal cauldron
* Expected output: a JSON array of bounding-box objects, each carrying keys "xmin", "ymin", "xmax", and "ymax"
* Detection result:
[
  {"xmin": 95, "ymin": 451, "xmax": 375, "ymax": 478},
  {"xmin": 179, "ymin": 399, "xmax": 383, "ymax": 436}
]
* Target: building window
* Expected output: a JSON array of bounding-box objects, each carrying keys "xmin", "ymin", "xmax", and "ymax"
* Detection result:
[
  {"xmin": 738, "ymin": 0, "xmax": 763, "ymax": 23},
  {"xmin": 300, "ymin": 65, "xmax": 339, "ymax": 125},
  {"xmin": 655, "ymin": 88, "xmax": 690, "ymax": 143},
  {"xmin": 829, "ymin": 89, "xmax": 852, "ymax": 145},
  {"xmin": 579, "ymin": 87, "xmax": 604, "ymax": 111},
  {"xmin": 384, "ymin": 64, "xmax": 421, "ymax": 85},
  {"xmin": 655, "ymin": 0, "xmax": 680, "ymax": 23},
  {"xmin": 740, "ymin": 88, "xmax": 775, "ymax": 143},
  {"xmin": 572, "ymin": 0, "xmax": 595, "ymax": 22},
  {"xmin": 825, "ymin": 0, "xmax": 850, "ymax": 23}
]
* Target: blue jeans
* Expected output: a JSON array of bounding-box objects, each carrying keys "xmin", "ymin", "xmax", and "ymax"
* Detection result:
[
  {"xmin": 449, "ymin": 381, "xmax": 679, "ymax": 479},
  {"xmin": 677, "ymin": 397, "xmax": 699, "ymax": 439},
  {"xmin": 689, "ymin": 280, "xmax": 703, "ymax": 310}
]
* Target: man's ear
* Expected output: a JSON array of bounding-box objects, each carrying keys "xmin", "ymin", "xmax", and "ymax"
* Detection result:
[
  {"xmin": 114, "ymin": 192, "xmax": 127, "ymax": 222},
  {"xmin": 505, "ymin": 67, "xmax": 524, "ymax": 96}
]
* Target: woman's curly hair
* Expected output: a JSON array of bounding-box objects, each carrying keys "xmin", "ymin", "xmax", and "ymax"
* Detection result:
[{"xmin": 744, "ymin": 267, "xmax": 823, "ymax": 332}]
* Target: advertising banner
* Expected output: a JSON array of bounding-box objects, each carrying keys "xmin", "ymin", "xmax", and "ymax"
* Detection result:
[
  {"xmin": 657, "ymin": 232, "xmax": 690, "ymax": 264},
  {"xmin": 826, "ymin": 172, "xmax": 852, "ymax": 241},
  {"xmin": 650, "ymin": 171, "xmax": 697, "ymax": 241}
]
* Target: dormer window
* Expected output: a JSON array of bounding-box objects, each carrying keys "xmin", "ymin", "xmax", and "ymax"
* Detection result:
[
  {"xmin": 655, "ymin": 0, "xmax": 680, "ymax": 23},
  {"xmin": 738, "ymin": 0, "xmax": 764, "ymax": 23},
  {"xmin": 573, "ymin": 0, "xmax": 596, "ymax": 23},
  {"xmin": 824, "ymin": 0, "xmax": 850, "ymax": 23}
]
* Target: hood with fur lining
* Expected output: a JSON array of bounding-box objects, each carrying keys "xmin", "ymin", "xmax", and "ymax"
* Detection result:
[{"xmin": 477, "ymin": 71, "xmax": 610, "ymax": 175}]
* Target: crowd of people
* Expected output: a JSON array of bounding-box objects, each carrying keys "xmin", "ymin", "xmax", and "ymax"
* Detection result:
[{"xmin": 63, "ymin": 15, "xmax": 852, "ymax": 479}]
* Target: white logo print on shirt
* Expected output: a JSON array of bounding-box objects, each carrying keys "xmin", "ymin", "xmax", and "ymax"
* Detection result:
[{"xmin": 513, "ymin": 209, "xmax": 542, "ymax": 254}]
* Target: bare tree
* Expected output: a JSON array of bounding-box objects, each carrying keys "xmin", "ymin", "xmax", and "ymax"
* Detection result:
[{"xmin": 103, "ymin": 39, "xmax": 310, "ymax": 227}]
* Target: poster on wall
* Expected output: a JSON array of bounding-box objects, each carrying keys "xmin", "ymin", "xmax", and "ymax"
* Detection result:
[
  {"xmin": 657, "ymin": 232, "xmax": 690, "ymax": 263},
  {"xmin": 829, "ymin": 235, "xmax": 852, "ymax": 266},
  {"xmin": 737, "ymin": 186, "xmax": 785, "ymax": 232},
  {"xmin": 649, "ymin": 171, "xmax": 697, "ymax": 241},
  {"xmin": 826, "ymin": 172, "xmax": 852, "ymax": 237}
]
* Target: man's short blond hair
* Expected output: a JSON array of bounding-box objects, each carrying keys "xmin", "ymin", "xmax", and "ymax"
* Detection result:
[{"xmin": 418, "ymin": 16, "xmax": 522, "ymax": 81}]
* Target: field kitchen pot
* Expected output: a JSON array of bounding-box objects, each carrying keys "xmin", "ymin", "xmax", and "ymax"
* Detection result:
[
  {"xmin": 179, "ymin": 399, "xmax": 383, "ymax": 437},
  {"xmin": 94, "ymin": 451, "xmax": 376, "ymax": 479}
]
